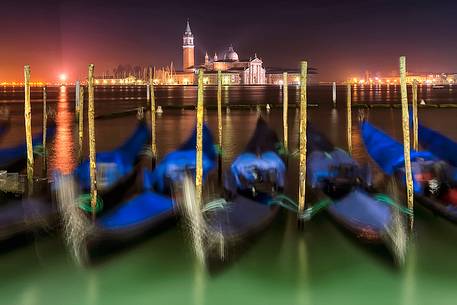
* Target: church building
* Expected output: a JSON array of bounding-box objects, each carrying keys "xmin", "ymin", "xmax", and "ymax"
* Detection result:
[
  {"xmin": 201, "ymin": 46, "xmax": 266, "ymax": 85},
  {"xmin": 172, "ymin": 20, "xmax": 266, "ymax": 85},
  {"xmin": 172, "ymin": 20, "xmax": 197, "ymax": 85}
]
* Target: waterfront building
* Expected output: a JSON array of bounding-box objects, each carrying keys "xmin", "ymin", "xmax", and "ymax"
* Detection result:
[
  {"xmin": 351, "ymin": 72, "xmax": 456, "ymax": 86},
  {"xmin": 201, "ymin": 46, "xmax": 266, "ymax": 85},
  {"xmin": 155, "ymin": 20, "xmax": 317, "ymax": 85},
  {"xmin": 265, "ymin": 67, "xmax": 319, "ymax": 85},
  {"xmin": 94, "ymin": 75, "xmax": 145, "ymax": 85}
]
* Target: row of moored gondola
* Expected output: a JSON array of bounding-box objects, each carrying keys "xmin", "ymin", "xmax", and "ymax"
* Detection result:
[{"xmin": 0, "ymin": 115, "xmax": 456, "ymax": 268}]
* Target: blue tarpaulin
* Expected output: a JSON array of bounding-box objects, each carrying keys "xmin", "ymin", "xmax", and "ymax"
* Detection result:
[
  {"xmin": 0, "ymin": 123, "xmax": 56, "ymax": 167},
  {"xmin": 361, "ymin": 121, "xmax": 438, "ymax": 194},
  {"xmin": 98, "ymin": 191, "xmax": 174, "ymax": 229},
  {"xmin": 75, "ymin": 122, "xmax": 150, "ymax": 190},
  {"xmin": 418, "ymin": 123, "xmax": 457, "ymax": 168},
  {"xmin": 329, "ymin": 188, "xmax": 392, "ymax": 231},
  {"xmin": 361, "ymin": 121, "xmax": 435, "ymax": 175},
  {"xmin": 144, "ymin": 123, "xmax": 217, "ymax": 192}
]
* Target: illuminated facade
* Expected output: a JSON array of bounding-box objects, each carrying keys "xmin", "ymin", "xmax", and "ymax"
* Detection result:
[
  {"xmin": 94, "ymin": 75, "xmax": 145, "ymax": 85},
  {"xmin": 349, "ymin": 72, "xmax": 457, "ymax": 85},
  {"xmin": 201, "ymin": 46, "xmax": 266, "ymax": 85},
  {"xmin": 167, "ymin": 20, "xmax": 196, "ymax": 85},
  {"xmin": 266, "ymin": 71, "xmax": 301, "ymax": 85}
]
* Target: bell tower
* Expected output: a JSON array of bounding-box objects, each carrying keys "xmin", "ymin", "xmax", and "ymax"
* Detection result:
[{"xmin": 182, "ymin": 19, "xmax": 194, "ymax": 72}]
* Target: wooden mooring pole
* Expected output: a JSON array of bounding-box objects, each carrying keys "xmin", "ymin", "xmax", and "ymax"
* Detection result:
[
  {"xmin": 217, "ymin": 70, "xmax": 223, "ymax": 182},
  {"xmin": 283, "ymin": 72, "xmax": 288, "ymax": 152},
  {"xmin": 24, "ymin": 65, "xmax": 34, "ymax": 192},
  {"xmin": 78, "ymin": 85, "xmax": 85, "ymax": 161},
  {"xmin": 42, "ymin": 86, "xmax": 47, "ymax": 174},
  {"xmin": 332, "ymin": 81, "xmax": 337, "ymax": 108},
  {"xmin": 399, "ymin": 56, "xmax": 414, "ymax": 231},
  {"xmin": 88, "ymin": 64, "xmax": 98, "ymax": 215},
  {"xmin": 75, "ymin": 80, "xmax": 80, "ymax": 120},
  {"xmin": 149, "ymin": 67, "xmax": 157, "ymax": 164},
  {"xmin": 298, "ymin": 61, "xmax": 308, "ymax": 219},
  {"xmin": 195, "ymin": 69, "xmax": 204, "ymax": 206},
  {"xmin": 146, "ymin": 83, "xmax": 150, "ymax": 106},
  {"xmin": 347, "ymin": 83, "xmax": 352, "ymax": 155},
  {"xmin": 412, "ymin": 80, "xmax": 419, "ymax": 151}
]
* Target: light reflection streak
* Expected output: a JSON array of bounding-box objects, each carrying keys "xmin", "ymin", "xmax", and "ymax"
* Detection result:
[
  {"xmin": 329, "ymin": 108, "xmax": 339, "ymax": 146},
  {"xmin": 86, "ymin": 271, "xmax": 99, "ymax": 305},
  {"xmin": 351, "ymin": 120, "xmax": 364, "ymax": 162},
  {"xmin": 51, "ymin": 86, "xmax": 76, "ymax": 174},
  {"xmin": 401, "ymin": 242, "xmax": 417, "ymax": 305},
  {"xmin": 296, "ymin": 234, "xmax": 311, "ymax": 305},
  {"xmin": 193, "ymin": 259, "xmax": 206, "ymax": 305},
  {"xmin": 18, "ymin": 285, "xmax": 39, "ymax": 305}
]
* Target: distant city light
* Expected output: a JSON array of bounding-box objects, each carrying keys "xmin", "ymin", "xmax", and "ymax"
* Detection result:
[{"xmin": 59, "ymin": 73, "xmax": 67, "ymax": 82}]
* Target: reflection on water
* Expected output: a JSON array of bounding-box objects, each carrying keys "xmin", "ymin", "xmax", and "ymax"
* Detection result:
[
  {"xmin": 19, "ymin": 285, "xmax": 39, "ymax": 305},
  {"xmin": 351, "ymin": 120, "xmax": 365, "ymax": 163},
  {"xmin": 329, "ymin": 108, "xmax": 339, "ymax": 145},
  {"xmin": 49, "ymin": 86, "xmax": 76, "ymax": 174},
  {"xmin": 193, "ymin": 261, "xmax": 206, "ymax": 305},
  {"xmin": 401, "ymin": 242, "xmax": 417, "ymax": 305},
  {"xmin": 296, "ymin": 236, "xmax": 311, "ymax": 305},
  {"xmin": 86, "ymin": 271, "xmax": 99, "ymax": 305}
]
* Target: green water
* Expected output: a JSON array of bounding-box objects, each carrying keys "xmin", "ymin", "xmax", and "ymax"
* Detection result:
[{"xmin": 2, "ymin": 209, "xmax": 457, "ymax": 305}]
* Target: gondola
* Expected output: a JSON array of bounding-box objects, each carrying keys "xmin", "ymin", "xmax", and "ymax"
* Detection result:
[
  {"xmin": 418, "ymin": 123, "xmax": 457, "ymax": 168},
  {"xmin": 0, "ymin": 121, "xmax": 58, "ymax": 248},
  {"xmin": 0, "ymin": 121, "xmax": 147, "ymax": 249},
  {"xmin": 200, "ymin": 118, "xmax": 284, "ymax": 268},
  {"xmin": 0, "ymin": 120, "xmax": 56, "ymax": 205},
  {"xmin": 0, "ymin": 195, "xmax": 57, "ymax": 248},
  {"xmin": 307, "ymin": 126, "xmax": 406, "ymax": 260},
  {"xmin": 361, "ymin": 120, "xmax": 457, "ymax": 223},
  {"xmin": 74, "ymin": 120, "xmax": 150, "ymax": 192},
  {"xmin": 70, "ymin": 124, "xmax": 217, "ymax": 263},
  {"xmin": 0, "ymin": 122, "xmax": 56, "ymax": 173}
]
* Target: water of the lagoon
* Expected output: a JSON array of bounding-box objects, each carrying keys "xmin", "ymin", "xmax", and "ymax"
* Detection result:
[{"xmin": 0, "ymin": 85, "xmax": 457, "ymax": 305}]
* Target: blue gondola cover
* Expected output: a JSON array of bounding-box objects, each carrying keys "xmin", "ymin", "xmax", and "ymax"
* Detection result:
[
  {"xmin": 75, "ymin": 122, "xmax": 149, "ymax": 190},
  {"xmin": 0, "ymin": 124, "xmax": 56, "ymax": 167},
  {"xmin": 418, "ymin": 123, "xmax": 457, "ymax": 168},
  {"xmin": 361, "ymin": 121, "xmax": 437, "ymax": 193},
  {"xmin": 143, "ymin": 123, "xmax": 217, "ymax": 192}
]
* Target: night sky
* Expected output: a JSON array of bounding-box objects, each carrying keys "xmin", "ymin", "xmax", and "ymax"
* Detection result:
[{"xmin": 1, "ymin": 0, "xmax": 456, "ymax": 82}]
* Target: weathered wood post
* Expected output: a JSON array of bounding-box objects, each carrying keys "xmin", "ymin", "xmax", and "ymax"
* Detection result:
[
  {"xmin": 332, "ymin": 81, "xmax": 337, "ymax": 108},
  {"xmin": 78, "ymin": 86, "xmax": 85, "ymax": 161},
  {"xmin": 283, "ymin": 72, "xmax": 288, "ymax": 152},
  {"xmin": 412, "ymin": 80, "xmax": 419, "ymax": 151},
  {"xmin": 149, "ymin": 67, "xmax": 157, "ymax": 163},
  {"xmin": 195, "ymin": 69, "xmax": 204, "ymax": 206},
  {"xmin": 346, "ymin": 83, "xmax": 352, "ymax": 155},
  {"xmin": 24, "ymin": 65, "xmax": 34, "ymax": 191},
  {"xmin": 42, "ymin": 86, "xmax": 47, "ymax": 174},
  {"xmin": 75, "ymin": 80, "xmax": 80, "ymax": 120},
  {"xmin": 217, "ymin": 70, "xmax": 223, "ymax": 182},
  {"xmin": 298, "ymin": 61, "xmax": 308, "ymax": 218},
  {"xmin": 88, "ymin": 64, "xmax": 98, "ymax": 214},
  {"xmin": 146, "ymin": 83, "xmax": 150, "ymax": 105},
  {"xmin": 399, "ymin": 56, "xmax": 414, "ymax": 231}
]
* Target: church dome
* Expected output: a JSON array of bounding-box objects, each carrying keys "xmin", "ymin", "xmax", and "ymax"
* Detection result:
[{"xmin": 224, "ymin": 46, "xmax": 239, "ymax": 61}]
